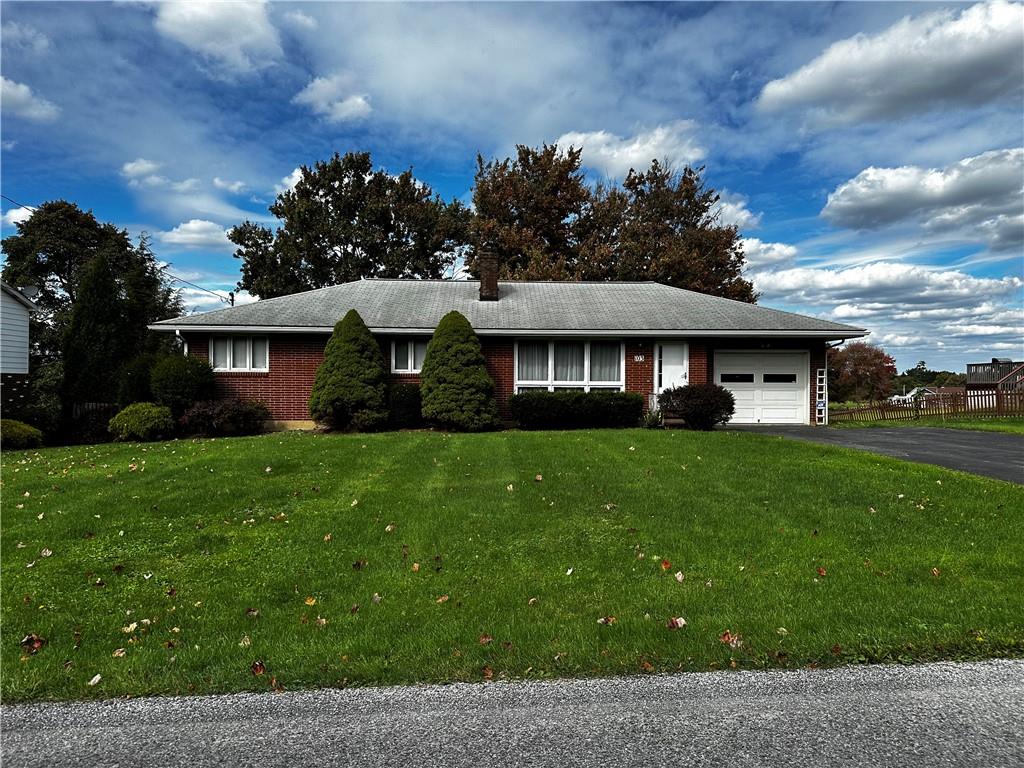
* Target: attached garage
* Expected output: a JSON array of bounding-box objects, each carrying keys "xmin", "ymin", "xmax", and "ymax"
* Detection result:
[{"xmin": 714, "ymin": 351, "xmax": 809, "ymax": 425}]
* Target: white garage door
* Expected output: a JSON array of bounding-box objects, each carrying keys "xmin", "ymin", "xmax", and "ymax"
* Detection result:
[{"xmin": 714, "ymin": 352, "xmax": 809, "ymax": 425}]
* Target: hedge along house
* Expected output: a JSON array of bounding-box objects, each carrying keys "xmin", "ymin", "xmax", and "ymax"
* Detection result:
[{"xmin": 150, "ymin": 261, "xmax": 867, "ymax": 428}]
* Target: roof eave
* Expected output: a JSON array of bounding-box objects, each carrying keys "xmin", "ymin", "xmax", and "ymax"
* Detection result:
[{"xmin": 149, "ymin": 323, "xmax": 868, "ymax": 340}]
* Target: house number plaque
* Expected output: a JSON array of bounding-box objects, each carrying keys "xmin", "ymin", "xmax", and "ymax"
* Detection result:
[{"xmin": 633, "ymin": 354, "xmax": 645, "ymax": 362}]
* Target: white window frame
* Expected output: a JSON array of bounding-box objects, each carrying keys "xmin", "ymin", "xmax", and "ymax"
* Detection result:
[
  {"xmin": 209, "ymin": 336, "xmax": 269, "ymax": 372},
  {"xmin": 391, "ymin": 337, "xmax": 430, "ymax": 374},
  {"xmin": 514, "ymin": 339, "xmax": 626, "ymax": 393}
]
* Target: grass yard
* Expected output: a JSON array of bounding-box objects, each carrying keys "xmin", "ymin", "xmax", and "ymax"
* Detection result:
[
  {"xmin": 2, "ymin": 429, "xmax": 1022, "ymax": 702},
  {"xmin": 831, "ymin": 416, "xmax": 1024, "ymax": 434}
]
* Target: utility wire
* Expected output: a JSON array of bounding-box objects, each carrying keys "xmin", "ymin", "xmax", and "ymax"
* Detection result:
[{"xmin": 1, "ymin": 194, "xmax": 234, "ymax": 306}]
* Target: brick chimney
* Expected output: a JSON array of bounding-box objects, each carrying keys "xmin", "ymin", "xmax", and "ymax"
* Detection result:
[{"xmin": 478, "ymin": 252, "xmax": 499, "ymax": 301}]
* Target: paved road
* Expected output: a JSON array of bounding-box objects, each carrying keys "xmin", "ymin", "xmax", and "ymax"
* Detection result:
[
  {"xmin": 3, "ymin": 661, "xmax": 1022, "ymax": 767},
  {"xmin": 735, "ymin": 425, "xmax": 1023, "ymax": 483}
]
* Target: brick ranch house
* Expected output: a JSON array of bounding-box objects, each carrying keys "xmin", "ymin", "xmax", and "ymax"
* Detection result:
[{"xmin": 150, "ymin": 265, "xmax": 867, "ymax": 428}]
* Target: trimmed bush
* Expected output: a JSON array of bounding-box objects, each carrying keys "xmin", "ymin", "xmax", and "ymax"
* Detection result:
[
  {"xmin": 180, "ymin": 399, "xmax": 270, "ymax": 437},
  {"xmin": 0, "ymin": 419, "xmax": 44, "ymax": 449},
  {"xmin": 388, "ymin": 383, "xmax": 423, "ymax": 429},
  {"xmin": 658, "ymin": 383, "xmax": 735, "ymax": 431},
  {"xmin": 119, "ymin": 353, "xmax": 167, "ymax": 406},
  {"xmin": 420, "ymin": 311, "xmax": 499, "ymax": 432},
  {"xmin": 108, "ymin": 402, "xmax": 175, "ymax": 442},
  {"xmin": 309, "ymin": 309, "xmax": 388, "ymax": 431},
  {"xmin": 150, "ymin": 356, "xmax": 215, "ymax": 416},
  {"xmin": 508, "ymin": 390, "xmax": 644, "ymax": 430}
]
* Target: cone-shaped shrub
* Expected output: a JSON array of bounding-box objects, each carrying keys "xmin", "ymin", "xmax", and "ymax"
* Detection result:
[
  {"xmin": 420, "ymin": 311, "xmax": 499, "ymax": 431},
  {"xmin": 309, "ymin": 309, "xmax": 388, "ymax": 431}
]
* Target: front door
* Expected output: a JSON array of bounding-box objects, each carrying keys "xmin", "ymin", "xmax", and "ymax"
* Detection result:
[{"xmin": 657, "ymin": 343, "xmax": 689, "ymax": 392}]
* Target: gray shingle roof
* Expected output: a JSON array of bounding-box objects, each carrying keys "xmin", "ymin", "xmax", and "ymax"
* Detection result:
[{"xmin": 151, "ymin": 280, "xmax": 866, "ymax": 338}]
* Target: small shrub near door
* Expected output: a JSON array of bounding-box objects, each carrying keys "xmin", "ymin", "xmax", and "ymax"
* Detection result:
[
  {"xmin": 658, "ymin": 384, "xmax": 735, "ymax": 431},
  {"xmin": 150, "ymin": 356, "xmax": 215, "ymax": 415},
  {"xmin": 308, "ymin": 309, "xmax": 389, "ymax": 431},
  {"xmin": 419, "ymin": 311, "xmax": 499, "ymax": 432},
  {"xmin": 108, "ymin": 403, "xmax": 175, "ymax": 442},
  {"xmin": 508, "ymin": 391, "xmax": 645, "ymax": 430},
  {"xmin": 0, "ymin": 419, "xmax": 44, "ymax": 449},
  {"xmin": 180, "ymin": 400, "xmax": 270, "ymax": 437}
]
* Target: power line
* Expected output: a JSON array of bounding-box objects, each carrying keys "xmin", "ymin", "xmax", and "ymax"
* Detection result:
[{"xmin": 1, "ymin": 194, "xmax": 234, "ymax": 306}]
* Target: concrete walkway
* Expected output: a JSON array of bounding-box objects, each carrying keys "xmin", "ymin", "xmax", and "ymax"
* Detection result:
[
  {"xmin": 3, "ymin": 660, "xmax": 1022, "ymax": 767},
  {"xmin": 733, "ymin": 425, "xmax": 1023, "ymax": 483}
]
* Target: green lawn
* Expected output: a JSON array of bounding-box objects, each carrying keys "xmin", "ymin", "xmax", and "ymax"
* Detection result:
[
  {"xmin": 831, "ymin": 416, "xmax": 1024, "ymax": 434},
  {"xmin": 2, "ymin": 429, "xmax": 1022, "ymax": 702}
]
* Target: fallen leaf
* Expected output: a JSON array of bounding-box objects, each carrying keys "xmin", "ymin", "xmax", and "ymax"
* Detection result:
[
  {"xmin": 527, "ymin": 597, "xmax": 538, "ymax": 606},
  {"xmin": 534, "ymin": 474, "xmax": 543, "ymax": 482},
  {"xmin": 20, "ymin": 634, "xmax": 46, "ymax": 654},
  {"xmin": 506, "ymin": 484, "xmax": 514, "ymax": 492},
  {"xmin": 660, "ymin": 559, "xmax": 671, "ymax": 571},
  {"xmin": 304, "ymin": 596, "xmax": 316, "ymax": 606},
  {"xmin": 719, "ymin": 630, "xmax": 743, "ymax": 648},
  {"xmin": 316, "ymin": 616, "xmax": 328, "ymax": 626},
  {"xmin": 350, "ymin": 604, "xmax": 359, "ymax": 614},
  {"xmin": 350, "ymin": 499, "xmax": 358, "ymax": 507},
  {"xmin": 245, "ymin": 607, "xmax": 260, "ymax": 618},
  {"xmin": 566, "ymin": 567, "xmax": 573, "ymax": 576},
  {"xmin": 40, "ymin": 548, "xmax": 52, "ymax": 558},
  {"xmin": 385, "ymin": 524, "xmax": 395, "ymax": 533},
  {"xmin": 238, "ymin": 635, "xmax": 251, "ymax": 648},
  {"xmin": 931, "ymin": 567, "xmax": 941, "ymax": 577},
  {"xmin": 112, "ymin": 648, "xmax": 126, "ymax": 658},
  {"xmin": 597, "ymin": 616, "xmax": 617, "ymax": 625},
  {"xmin": 352, "ymin": 560, "xmax": 367, "ymax": 570},
  {"xmin": 88, "ymin": 674, "xmax": 102, "ymax": 686},
  {"xmin": 831, "ymin": 644, "xmax": 843, "ymax": 656},
  {"xmin": 323, "ymin": 533, "xmax": 332, "ymax": 542},
  {"xmin": 482, "ymin": 665, "xmax": 494, "ymax": 680},
  {"xmin": 411, "ymin": 562, "xmax": 420, "ymax": 573},
  {"xmin": 640, "ymin": 659, "xmax": 654, "ymax": 673},
  {"xmin": 674, "ymin": 571, "xmax": 685, "ymax": 583},
  {"xmin": 667, "ymin": 616, "xmax": 687, "ymax": 630},
  {"xmin": 816, "ymin": 566, "xmax": 827, "ymax": 577},
  {"xmin": 479, "ymin": 633, "xmax": 493, "ymax": 645},
  {"xmin": 270, "ymin": 675, "xmax": 284, "ymax": 692},
  {"xmin": 371, "ymin": 592, "xmax": 382, "ymax": 604},
  {"xmin": 251, "ymin": 660, "xmax": 266, "ymax": 676},
  {"xmin": 436, "ymin": 594, "xmax": 449, "ymax": 604},
  {"xmin": 776, "ymin": 627, "xmax": 789, "ymax": 636},
  {"xmin": 265, "ymin": 467, "xmax": 272, "ymax": 473}
]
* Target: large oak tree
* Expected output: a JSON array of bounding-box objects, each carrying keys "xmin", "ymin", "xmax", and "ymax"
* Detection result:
[{"xmin": 230, "ymin": 152, "xmax": 472, "ymax": 299}]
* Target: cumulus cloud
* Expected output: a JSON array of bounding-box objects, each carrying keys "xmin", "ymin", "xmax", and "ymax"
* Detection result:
[
  {"xmin": 741, "ymin": 238, "xmax": 797, "ymax": 268},
  {"xmin": 180, "ymin": 288, "xmax": 257, "ymax": 313},
  {"xmin": 157, "ymin": 219, "xmax": 231, "ymax": 249},
  {"xmin": 555, "ymin": 121, "xmax": 705, "ymax": 179},
  {"xmin": 213, "ymin": 177, "xmax": 247, "ymax": 194},
  {"xmin": 2, "ymin": 207, "xmax": 33, "ymax": 227},
  {"xmin": 758, "ymin": 0, "xmax": 1024, "ymax": 125},
  {"xmin": 292, "ymin": 74, "xmax": 372, "ymax": 123},
  {"xmin": 121, "ymin": 158, "xmax": 162, "ymax": 178},
  {"xmin": 716, "ymin": 191, "xmax": 761, "ymax": 231},
  {"xmin": 822, "ymin": 148, "xmax": 1024, "ymax": 251},
  {"xmin": 1, "ymin": 77, "xmax": 60, "ymax": 121},
  {"xmin": 2, "ymin": 21, "xmax": 51, "ymax": 54},
  {"xmin": 153, "ymin": 1, "xmax": 282, "ymax": 75},
  {"xmin": 274, "ymin": 167, "xmax": 303, "ymax": 194},
  {"xmin": 1, "ymin": 141, "xmax": 15, "ymax": 151}
]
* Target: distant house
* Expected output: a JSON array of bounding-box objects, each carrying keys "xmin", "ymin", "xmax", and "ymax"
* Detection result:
[
  {"xmin": 890, "ymin": 386, "xmax": 966, "ymax": 404},
  {"xmin": 1, "ymin": 280, "xmax": 37, "ymax": 414},
  {"xmin": 966, "ymin": 357, "xmax": 1024, "ymax": 393},
  {"xmin": 150, "ymin": 264, "xmax": 867, "ymax": 428}
]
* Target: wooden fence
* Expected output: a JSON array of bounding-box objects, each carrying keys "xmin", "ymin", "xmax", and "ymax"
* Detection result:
[{"xmin": 830, "ymin": 390, "xmax": 1024, "ymax": 423}]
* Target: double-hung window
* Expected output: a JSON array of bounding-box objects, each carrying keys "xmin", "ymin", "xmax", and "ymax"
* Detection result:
[
  {"xmin": 515, "ymin": 340, "xmax": 624, "ymax": 392},
  {"xmin": 392, "ymin": 338, "xmax": 429, "ymax": 373},
  {"xmin": 210, "ymin": 336, "xmax": 269, "ymax": 372}
]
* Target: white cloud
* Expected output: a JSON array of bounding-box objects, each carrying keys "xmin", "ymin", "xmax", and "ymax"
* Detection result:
[
  {"xmin": 157, "ymin": 219, "xmax": 231, "ymax": 249},
  {"xmin": 180, "ymin": 288, "xmax": 257, "ymax": 313},
  {"xmin": 758, "ymin": 0, "xmax": 1024, "ymax": 125},
  {"xmin": 741, "ymin": 238, "xmax": 796, "ymax": 268},
  {"xmin": 2, "ymin": 141, "xmax": 16, "ymax": 151},
  {"xmin": 283, "ymin": 10, "xmax": 317, "ymax": 30},
  {"xmin": 556, "ymin": 121, "xmax": 704, "ymax": 179},
  {"xmin": 121, "ymin": 158, "xmax": 162, "ymax": 178},
  {"xmin": 1, "ymin": 76, "xmax": 60, "ymax": 121},
  {"xmin": 822, "ymin": 148, "xmax": 1024, "ymax": 251},
  {"xmin": 153, "ymin": 1, "xmax": 282, "ymax": 75},
  {"xmin": 1, "ymin": 207, "xmax": 33, "ymax": 227},
  {"xmin": 2, "ymin": 21, "xmax": 51, "ymax": 54},
  {"xmin": 716, "ymin": 191, "xmax": 761, "ymax": 231},
  {"xmin": 274, "ymin": 167, "xmax": 303, "ymax": 195},
  {"xmin": 292, "ymin": 74, "xmax": 372, "ymax": 123},
  {"xmin": 213, "ymin": 177, "xmax": 247, "ymax": 194},
  {"xmin": 876, "ymin": 333, "xmax": 927, "ymax": 348}
]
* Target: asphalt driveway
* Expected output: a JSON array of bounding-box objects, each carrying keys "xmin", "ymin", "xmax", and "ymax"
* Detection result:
[
  {"xmin": 734, "ymin": 425, "xmax": 1023, "ymax": 483},
  {"xmin": 2, "ymin": 661, "xmax": 1022, "ymax": 768}
]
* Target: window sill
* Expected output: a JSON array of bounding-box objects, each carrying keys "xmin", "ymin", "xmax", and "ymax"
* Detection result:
[{"xmin": 213, "ymin": 370, "xmax": 270, "ymax": 376}]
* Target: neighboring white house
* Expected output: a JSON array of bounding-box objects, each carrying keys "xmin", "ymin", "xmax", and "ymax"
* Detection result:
[{"xmin": 1, "ymin": 280, "xmax": 36, "ymax": 375}]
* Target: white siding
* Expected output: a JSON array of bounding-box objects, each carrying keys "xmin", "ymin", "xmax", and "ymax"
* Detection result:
[{"xmin": 1, "ymin": 290, "xmax": 31, "ymax": 374}]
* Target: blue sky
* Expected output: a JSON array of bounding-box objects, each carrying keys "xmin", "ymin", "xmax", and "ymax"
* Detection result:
[{"xmin": 1, "ymin": 0, "xmax": 1021, "ymax": 371}]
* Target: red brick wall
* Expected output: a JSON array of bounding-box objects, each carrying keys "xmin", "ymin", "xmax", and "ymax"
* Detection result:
[
  {"xmin": 625, "ymin": 341, "xmax": 654, "ymax": 410},
  {"xmin": 482, "ymin": 338, "xmax": 515, "ymax": 418},
  {"xmin": 688, "ymin": 344, "xmax": 708, "ymax": 384}
]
